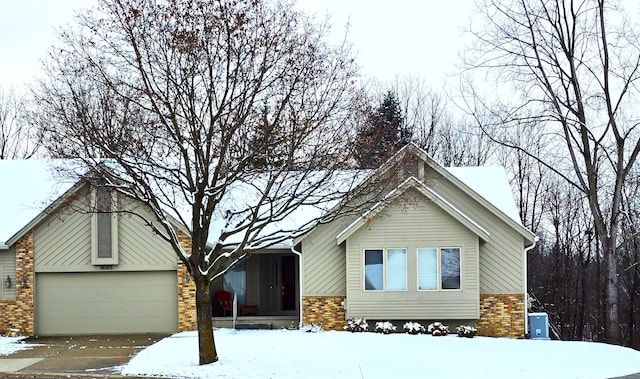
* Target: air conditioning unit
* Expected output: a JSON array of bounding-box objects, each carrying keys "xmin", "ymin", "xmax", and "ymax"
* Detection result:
[{"xmin": 528, "ymin": 312, "xmax": 550, "ymax": 339}]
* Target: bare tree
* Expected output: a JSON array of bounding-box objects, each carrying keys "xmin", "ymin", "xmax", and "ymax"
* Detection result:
[
  {"xmin": 0, "ymin": 86, "xmax": 40, "ymax": 159},
  {"xmin": 34, "ymin": 0, "xmax": 362, "ymax": 364},
  {"xmin": 465, "ymin": 0, "xmax": 640, "ymax": 345}
]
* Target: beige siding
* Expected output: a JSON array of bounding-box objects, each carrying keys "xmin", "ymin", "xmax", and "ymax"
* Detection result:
[
  {"xmin": 301, "ymin": 217, "xmax": 353, "ymax": 296},
  {"xmin": 0, "ymin": 247, "xmax": 16, "ymax": 299},
  {"xmin": 429, "ymin": 171, "xmax": 525, "ymax": 293},
  {"xmin": 346, "ymin": 190, "xmax": 480, "ymax": 320},
  {"xmin": 34, "ymin": 193, "xmax": 176, "ymax": 272}
]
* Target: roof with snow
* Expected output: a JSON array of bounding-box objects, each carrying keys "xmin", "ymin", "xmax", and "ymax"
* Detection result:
[{"xmin": 0, "ymin": 149, "xmax": 531, "ymax": 250}]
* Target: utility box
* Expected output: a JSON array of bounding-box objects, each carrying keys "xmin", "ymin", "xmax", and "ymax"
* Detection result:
[{"xmin": 528, "ymin": 312, "xmax": 550, "ymax": 339}]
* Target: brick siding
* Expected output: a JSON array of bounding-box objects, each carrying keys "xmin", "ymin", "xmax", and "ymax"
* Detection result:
[
  {"xmin": 476, "ymin": 293, "xmax": 525, "ymax": 338},
  {"xmin": 302, "ymin": 296, "xmax": 346, "ymax": 331},
  {"xmin": 0, "ymin": 231, "xmax": 35, "ymax": 336},
  {"xmin": 177, "ymin": 230, "xmax": 196, "ymax": 332}
]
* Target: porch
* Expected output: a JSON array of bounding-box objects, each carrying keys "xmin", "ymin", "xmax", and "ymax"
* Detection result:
[
  {"xmin": 211, "ymin": 249, "xmax": 300, "ymax": 328},
  {"xmin": 212, "ymin": 315, "xmax": 299, "ymax": 330}
]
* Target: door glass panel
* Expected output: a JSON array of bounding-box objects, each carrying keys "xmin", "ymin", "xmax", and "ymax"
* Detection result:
[{"xmin": 224, "ymin": 261, "xmax": 247, "ymax": 305}]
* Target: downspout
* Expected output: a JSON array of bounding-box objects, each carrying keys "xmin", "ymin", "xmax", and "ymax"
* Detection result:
[
  {"xmin": 523, "ymin": 236, "xmax": 538, "ymax": 338},
  {"xmin": 290, "ymin": 242, "xmax": 303, "ymax": 328}
]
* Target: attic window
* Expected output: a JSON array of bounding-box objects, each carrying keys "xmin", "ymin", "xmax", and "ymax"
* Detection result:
[{"xmin": 91, "ymin": 186, "xmax": 118, "ymax": 265}]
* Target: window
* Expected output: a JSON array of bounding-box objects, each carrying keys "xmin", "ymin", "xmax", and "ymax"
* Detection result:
[
  {"xmin": 364, "ymin": 248, "xmax": 407, "ymax": 291},
  {"xmin": 91, "ymin": 186, "xmax": 118, "ymax": 265},
  {"xmin": 418, "ymin": 247, "xmax": 461, "ymax": 290}
]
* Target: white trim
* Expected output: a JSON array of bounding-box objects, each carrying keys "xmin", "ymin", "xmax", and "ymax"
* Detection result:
[
  {"xmin": 362, "ymin": 248, "xmax": 408, "ymax": 292},
  {"xmin": 417, "ymin": 246, "xmax": 462, "ymax": 292}
]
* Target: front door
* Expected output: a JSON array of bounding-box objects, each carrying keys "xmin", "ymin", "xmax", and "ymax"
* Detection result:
[{"xmin": 258, "ymin": 253, "xmax": 298, "ymax": 315}]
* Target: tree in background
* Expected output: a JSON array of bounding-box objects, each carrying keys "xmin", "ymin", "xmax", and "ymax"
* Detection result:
[
  {"xmin": 0, "ymin": 86, "xmax": 40, "ymax": 159},
  {"xmin": 354, "ymin": 91, "xmax": 410, "ymax": 168},
  {"xmin": 465, "ymin": 0, "xmax": 640, "ymax": 345},
  {"xmin": 34, "ymin": 0, "xmax": 362, "ymax": 365}
]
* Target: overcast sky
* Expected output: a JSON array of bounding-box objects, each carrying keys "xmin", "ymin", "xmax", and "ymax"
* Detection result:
[{"xmin": 0, "ymin": 0, "xmax": 475, "ymax": 92}]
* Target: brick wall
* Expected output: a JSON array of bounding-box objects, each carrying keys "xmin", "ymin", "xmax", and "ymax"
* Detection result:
[
  {"xmin": 476, "ymin": 293, "xmax": 525, "ymax": 338},
  {"xmin": 177, "ymin": 230, "xmax": 196, "ymax": 332},
  {"xmin": 0, "ymin": 231, "xmax": 35, "ymax": 336},
  {"xmin": 302, "ymin": 296, "xmax": 346, "ymax": 331}
]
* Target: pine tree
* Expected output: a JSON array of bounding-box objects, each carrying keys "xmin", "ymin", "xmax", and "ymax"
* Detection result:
[{"xmin": 354, "ymin": 91, "xmax": 411, "ymax": 168}]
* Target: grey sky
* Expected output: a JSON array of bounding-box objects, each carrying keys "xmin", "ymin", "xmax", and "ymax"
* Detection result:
[{"xmin": 0, "ymin": 1, "xmax": 474, "ymax": 91}]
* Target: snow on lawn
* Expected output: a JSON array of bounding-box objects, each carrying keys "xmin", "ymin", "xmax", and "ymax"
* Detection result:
[
  {"xmin": 120, "ymin": 329, "xmax": 640, "ymax": 379},
  {"xmin": 0, "ymin": 336, "xmax": 31, "ymax": 356}
]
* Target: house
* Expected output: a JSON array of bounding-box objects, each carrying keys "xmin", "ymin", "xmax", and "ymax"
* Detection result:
[{"xmin": 0, "ymin": 144, "xmax": 535, "ymax": 337}]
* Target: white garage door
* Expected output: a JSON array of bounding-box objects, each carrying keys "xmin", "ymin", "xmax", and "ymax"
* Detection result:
[{"xmin": 35, "ymin": 271, "xmax": 178, "ymax": 335}]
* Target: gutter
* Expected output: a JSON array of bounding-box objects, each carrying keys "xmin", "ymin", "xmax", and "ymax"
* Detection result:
[
  {"xmin": 523, "ymin": 236, "xmax": 539, "ymax": 337},
  {"xmin": 0, "ymin": 244, "xmax": 8, "ymax": 250},
  {"xmin": 290, "ymin": 243, "xmax": 303, "ymax": 327}
]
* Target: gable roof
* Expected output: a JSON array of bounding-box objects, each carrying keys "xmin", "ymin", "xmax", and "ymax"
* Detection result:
[
  {"xmin": 0, "ymin": 160, "xmax": 77, "ymax": 249},
  {"xmin": 335, "ymin": 176, "xmax": 491, "ymax": 245},
  {"xmin": 0, "ymin": 145, "xmax": 534, "ymax": 250},
  {"xmin": 340, "ymin": 143, "xmax": 535, "ymax": 246}
]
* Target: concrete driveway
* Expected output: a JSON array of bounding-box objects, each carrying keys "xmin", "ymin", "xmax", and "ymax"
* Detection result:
[{"xmin": 0, "ymin": 334, "xmax": 168, "ymax": 378}]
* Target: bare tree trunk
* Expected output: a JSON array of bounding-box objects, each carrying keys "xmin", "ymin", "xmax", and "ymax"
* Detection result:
[
  {"xmin": 604, "ymin": 239, "xmax": 621, "ymax": 344},
  {"xmin": 195, "ymin": 276, "xmax": 217, "ymax": 365}
]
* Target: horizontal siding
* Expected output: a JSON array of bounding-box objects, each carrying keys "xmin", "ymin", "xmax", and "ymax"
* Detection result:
[
  {"xmin": 0, "ymin": 248, "xmax": 16, "ymax": 299},
  {"xmin": 346, "ymin": 190, "xmax": 480, "ymax": 320},
  {"xmin": 34, "ymin": 192, "xmax": 176, "ymax": 272},
  {"xmin": 430, "ymin": 171, "xmax": 525, "ymax": 293}
]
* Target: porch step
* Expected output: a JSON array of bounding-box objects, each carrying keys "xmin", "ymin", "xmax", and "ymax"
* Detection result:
[{"xmin": 235, "ymin": 322, "xmax": 273, "ymax": 330}]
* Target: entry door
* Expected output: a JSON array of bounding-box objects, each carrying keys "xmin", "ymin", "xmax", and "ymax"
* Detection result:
[
  {"xmin": 258, "ymin": 254, "xmax": 298, "ymax": 315},
  {"xmin": 281, "ymin": 255, "xmax": 296, "ymax": 310}
]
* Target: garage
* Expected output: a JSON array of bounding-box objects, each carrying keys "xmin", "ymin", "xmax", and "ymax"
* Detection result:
[{"xmin": 35, "ymin": 271, "xmax": 178, "ymax": 335}]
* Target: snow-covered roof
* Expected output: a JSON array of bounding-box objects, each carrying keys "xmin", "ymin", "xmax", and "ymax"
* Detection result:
[
  {"xmin": 0, "ymin": 156, "xmax": 527, "ymax": 251},
  {"xmin": 0, "ymin": 160, "xmax": 77, "ymax": 247},
  {"xmin": 446, "ymin": 166, "xmax": 523, "ymax": 226}
]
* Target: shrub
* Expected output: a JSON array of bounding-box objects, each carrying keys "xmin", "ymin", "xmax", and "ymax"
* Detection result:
[
  {"xmin": 344, "ymin": 318, "xmax": 369, "ymax": 332},
  {"xmin": 403, "ymin": 321, "xmax": 426, "ymax": 335},
  {"xmin": 456, "ymin": 325, "xmax": 477, "ymax": 338},
  {"xmin": 300, "ymin": 324, "xmax": 323, "ymax": 333},
  {"xmin": 375, "ymin": 321, "xmax": 397, "ymax": 334},
  {"xmin": 427, "ymin": 321, "xmax": 449, "ymax": 336}
]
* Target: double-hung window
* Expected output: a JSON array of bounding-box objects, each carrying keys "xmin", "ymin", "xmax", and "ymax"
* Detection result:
[
  {"xmin": 418, "ymin": 247, "xmax": 461, "ymax": 290},
  {"xmin": 364, "ymin": 248, "xmax": 407, "ymax": 291}
]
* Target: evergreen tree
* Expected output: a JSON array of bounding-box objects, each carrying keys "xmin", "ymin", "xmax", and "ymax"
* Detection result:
[{"xmin": 354, "ymin": 91, "xmax": 411, "ymax": 168}]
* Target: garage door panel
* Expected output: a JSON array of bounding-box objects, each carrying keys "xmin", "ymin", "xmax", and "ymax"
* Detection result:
[{"xmin": 36, "ymin": 272, "xmax": 178, "ymax": 335}]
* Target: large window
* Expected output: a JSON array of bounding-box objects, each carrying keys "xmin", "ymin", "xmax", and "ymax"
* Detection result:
[
  {"xmin": 418, "ymin": 247, "xmax": 461, "ymax": 290},
  {"xmin": 364, "ymin": 248, "xmax": 407, "ymax": 291}
]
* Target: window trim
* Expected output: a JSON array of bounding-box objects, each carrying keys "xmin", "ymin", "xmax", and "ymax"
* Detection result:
[
  {"xmin": 417, "ymin": 246, "xmax": 462, "ymax": 292},
  {"xmin": 91, "ymin": 189, "xmax": 119, "ymax": 266},
  {"xmin": 363, "ymin": 248, "xmax": 407, "ymax": 292}
]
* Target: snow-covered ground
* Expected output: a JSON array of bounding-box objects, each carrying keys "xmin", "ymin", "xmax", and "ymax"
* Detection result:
[
  {"xmin": 0, "ymin": 336, "xmax": 31, "ymax": 356},
  {"xmin": 118, "ymin": 329, "xmax": 640, "ymax": 379}
]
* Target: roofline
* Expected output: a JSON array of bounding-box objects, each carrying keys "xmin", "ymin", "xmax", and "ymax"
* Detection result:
[
  {"xmin": 5, "ymin": 174, "xmax": 193, "ymax": 249},
  {"xmin": 336, "ymin": 176, "xmax": 491, "ymax": 245},
  {"xmin": 388, "ymin": 144, "xmax": 535, "ymax": 246},
  {"xmin": 5, "ymin": 178, "xmax": 88, "ymax": 247}
]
